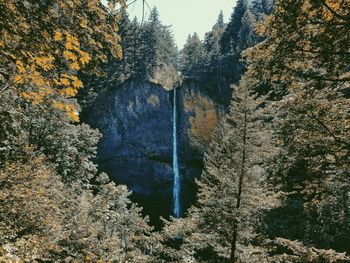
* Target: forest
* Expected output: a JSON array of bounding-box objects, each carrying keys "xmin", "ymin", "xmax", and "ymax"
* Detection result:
[{"xmin": 0, "ymin": 0, "xmax": 349, "ymax": 262}]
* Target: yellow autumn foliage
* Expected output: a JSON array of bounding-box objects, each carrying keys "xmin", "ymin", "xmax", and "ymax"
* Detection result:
[
  {"xmin": 16, "ymin": 61, "xmax": 26, "ymax": 73},
  {"xmin": 53, "ymin": 101, "xmax": 79, "ymax": 122},
  {"xmin": 184, "ymin": 93, "xmax": 220, "ymax": 150},
  {"xmin": 54, "ymin": 30, "xmax": 63, "ymax": 41},
  {"xmin": 60, "ymin": 78, "xmax": 70, "ymax": 86},
  {"xmin": 63, "ymin": 50, "xmax": 78, "ymax": 61},
  {"xmin": 14, "ymin": 75, "xmax": 24, "ymax": 84},
  {"xmin": 35, "ymin": 56, "xmax": 55, "ymax": 71},
  {"xmin": 325, "ymin": 0, "xmax": 341, "ymax": 11},
  {"xmin": 79, "ymin": 51, "xmax": 91, "ymax": 65},
  {"xmin": 255, "ymin": 21, "xmax": 267, "ymax": 37},
  {"xmin": 0, "ymin": 0, "xmax": 125, "ymax": 122},
  {"xmin": 70, "ymin": 62, "xmax": 81, "ymax": 70},
  {"xmin": 80, "ymin": 18, "xmax": 89, "ymax": 29}
]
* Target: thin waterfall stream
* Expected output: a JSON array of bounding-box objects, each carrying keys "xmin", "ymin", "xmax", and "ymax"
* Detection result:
[{"xmin": 173, "ymin": 87, "xmax": 181, "ymax": 218}]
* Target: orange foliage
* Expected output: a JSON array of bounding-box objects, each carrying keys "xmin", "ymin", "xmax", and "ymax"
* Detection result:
[
  {"xmin": 53, "ymin": 101, "xmax": 79, "ymax": 122},
  {"xmin": 184, "ymin": 93, "xmax": 219, "ymax": 149},
  {"xmin": 0, "ymin": 0, "xmax": 125, "ymax": 122}
]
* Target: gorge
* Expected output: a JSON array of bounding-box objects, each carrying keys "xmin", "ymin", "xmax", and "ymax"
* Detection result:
[
  {"xmin": 82, "ymin": 79, "xmax": 223, "ymax": 225},
  {"xmin": 80, "ymin": 0, "xmax": 268, "ymax": 226}
]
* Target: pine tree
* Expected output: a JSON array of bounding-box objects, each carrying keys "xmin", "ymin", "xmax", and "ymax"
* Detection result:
[
  {"xmin": 219, "ymin": 0, "xmax": 265, "ymax": 85},
  {"xmin": 180, "ymin": 33, "xmax": 205, "ymax": 78},
  {"xmin": 112, "ymin": 12, "xmax": 140, "ymax": 82},
  {"xmin": 176, "ymin": 74, "xmax": 277, "ymax": 262},
  {"xmin": 124, "ymin": 7, "xmax": 179, "ymax": 86},
  {"xmin": 220, "ymin": 0, "xmax": 248, "ymax": 54},
  {"xmin": 90, "ymin": 173, "xmax": 156, "ymax": 262},
  {"xmin": 216, "ymin": 11, "xmax": 225, "ymax": 29},
  {"xmin": 202, "ymin": 12, "xmax": 227, "ymax": 90},
  {"xmin": 251, "ymin": 0, "xmax": 275, "ymax": 16},
  {"xmin": 0, "ymin": 154, "xmax": 68, "ymax": 260},
  {"xmin": 0, "ymin": 152, "xmax": 154, "ymax": 261},
  {"xmin": 244, "ymin": 0, "xmax": 350, "ymax": 252}
]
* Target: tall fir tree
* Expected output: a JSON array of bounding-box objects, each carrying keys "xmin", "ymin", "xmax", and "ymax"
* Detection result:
[
  {"xmin": 167, "ymin": 74, "xmax": 278, "ymax": 262},
  {"xmin": 180, "ymin": 33, "xmax": 205, "ymax": 78},
  {"xmin": 202, "ymin": 12, "xmax": 227, "ymax": 91},
  {"xmin": 221, "ymin": 0, "xmax": 249, "ymax": 55},
  {"xmin": 244, "ymin": 0, "xmax": 350, "ymax": 253}
]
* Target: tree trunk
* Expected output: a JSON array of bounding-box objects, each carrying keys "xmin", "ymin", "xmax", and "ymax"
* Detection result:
[
  {"xmin": 230, "ymin": 220, "xmax": 238, "ymax": 262},
  {"xmin": 230, "ymin": 93, "xmax": 248, "ymax": 262}
]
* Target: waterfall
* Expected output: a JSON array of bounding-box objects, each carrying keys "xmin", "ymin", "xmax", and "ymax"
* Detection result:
[{"xmin": 173, "ymin": 87, "xmax": 181, "ymax": 218}]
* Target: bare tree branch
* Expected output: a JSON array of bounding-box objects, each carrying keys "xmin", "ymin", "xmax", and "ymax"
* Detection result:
[{"xmin": 0, "ymin": 85, "xmax": 9, "ymax": 94}]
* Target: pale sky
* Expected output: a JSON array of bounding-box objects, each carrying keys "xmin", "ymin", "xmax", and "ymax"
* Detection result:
[{"xmin": 126, "ymin": 0, "xmax": 237, "ymax": 48}]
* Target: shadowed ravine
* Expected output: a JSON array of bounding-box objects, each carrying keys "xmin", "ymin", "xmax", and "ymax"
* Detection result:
[{"xmin": 82, "ymin": 80, "xmax": 214, "ymax": 227}]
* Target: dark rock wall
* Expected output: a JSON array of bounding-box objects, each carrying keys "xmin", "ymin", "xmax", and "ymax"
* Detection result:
[{"xmin": 83, "ymin": 79, "xmax": 225, "ymax": 225}]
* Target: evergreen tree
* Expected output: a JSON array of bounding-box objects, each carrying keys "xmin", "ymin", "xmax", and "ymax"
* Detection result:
[
  {"xmin": 220, "ymin": 0, "xmax": 248, "ymax": 55},
  {"xmin": 0, "ymin": 152, "xmax": 154, "ymax": 261},
  {"xmin": 113, "ymin": 13, "xmax": 141, "ymax": 82},
  {"xmin": 251, "ymin": 0, "xmax": 275, "ymax": 15},
  {"xmin": 219, "ymin": 0, "xmax": 267, "ymax": 85},
  {"xmin": 139, "ymin": 7, "xmax": 161, "ymax": 78},
  {"xmin": 215, "ymin": 10, "xmax": 225, "ymax": 30},
  {"xmin": 220, "ymin": 0, "xmax": 248, "ymax": 84},
  {"xmin": 115, "ymin": 7, "xmax": 179, "ymax": 86},
  {"xmin": 90, "ymin": 173, "xmax": 156, "ymax": 262},
  {"xmin": 180, "ymin": 33, "xmax": 205, "ymax": 78},
  {"xmin": 202, "ymin": 12, "xmax": 227, "ymax": 90},
  {"xmin": 148, "ymin": 24, "xmax": 179, "ymax": 89},
  {"xmin": 171, "ymin": 74, "xmax": 278, "ymax": 262},
  {"xmin": 0, "ymin": 154, "xmax": 69, "ymax": 260},
  {"xmin": 162, "ymin": 1, "xmax": 350, "ymax": 261},
  {"xmin": 244, "ymin": 0, "xmax": 350, "ymax": 253}
]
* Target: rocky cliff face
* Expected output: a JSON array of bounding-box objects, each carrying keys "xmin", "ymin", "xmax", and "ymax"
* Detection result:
[{"xmin": 83, "ymin": 79, "xmax": 225, "ymax": 225}]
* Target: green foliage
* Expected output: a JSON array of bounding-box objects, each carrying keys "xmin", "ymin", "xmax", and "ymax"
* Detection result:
[
  {"xmin": 179, "ymin": 2, "xmax": 270, "ymax": 106},
  {"xmin": 180, "ymin": 33, "xmax": 205, "ymax": 78},
  {"xmin": 109, "ymin": 7, "xmax": 179, "ymax": 85}
]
